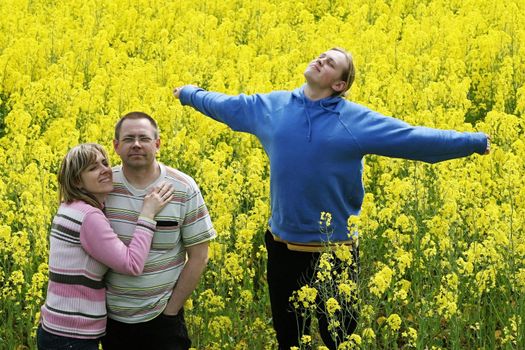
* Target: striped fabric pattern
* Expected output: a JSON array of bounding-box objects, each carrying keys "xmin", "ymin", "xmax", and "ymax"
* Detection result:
[
  {"xmin": 40, "ymin": 201, "xmax": 156, "ymax": 339},
  {"xmin": 104, "ymin": 163, "xmax": 216, "ymax": 323}
]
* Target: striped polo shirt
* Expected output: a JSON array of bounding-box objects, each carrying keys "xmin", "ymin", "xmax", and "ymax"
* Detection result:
[
  {"xmin": 40, "ymin": 201, "xmax": 156, "ymax": 339},
  {"xmin": 104, "ymin": 163, "xmax": 216, "ymax": 323}
]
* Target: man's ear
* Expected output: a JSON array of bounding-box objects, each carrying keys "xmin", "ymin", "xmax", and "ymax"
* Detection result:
[
  {"xmin": 113, "ymin": 139, "xmax": 119, "ymax": 151},
  {"xmin": 332, "ymin": 80, "xmax": 347, "ymax": 93}
]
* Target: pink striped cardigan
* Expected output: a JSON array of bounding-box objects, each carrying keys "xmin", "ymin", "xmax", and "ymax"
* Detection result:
[{"xmin": 40, "ymin": 200, "xmax": 156, "ymax": 339}]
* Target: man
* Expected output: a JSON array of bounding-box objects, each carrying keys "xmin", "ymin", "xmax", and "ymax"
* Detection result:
[
  {"xmin": 173, "ymin": 47, "xmax": 490, "ymax": 349},
  {"xmin": 101, "ymin": 112, "xmax": 216, "ymax": 350}
]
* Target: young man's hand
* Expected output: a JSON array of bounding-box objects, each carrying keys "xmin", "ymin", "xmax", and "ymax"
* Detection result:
[
  {"xmin": 173, "ymin": 85, "xmax": 196, "ymax": 99},
  {"xmin": 172, "ymin": 87, "xmax": 183, "ymax": 99},
  {"xmin": 485, "ymin": 134, "xmax": 491, "ymax": 155}
]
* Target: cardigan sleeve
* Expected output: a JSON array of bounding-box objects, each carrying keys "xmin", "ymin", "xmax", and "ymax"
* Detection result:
[{"xmin": 80, "ymin": 210, "xmax": 156, "ymax": 276}]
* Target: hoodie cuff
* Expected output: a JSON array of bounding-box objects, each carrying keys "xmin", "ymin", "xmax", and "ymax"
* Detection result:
[
  {"xmin": 179, "ymin": 86, "xmax": 202, "ymax": 106},
  {"xmin": 473, "ymin": 132, "xmax": 489, "ymax": 154}
]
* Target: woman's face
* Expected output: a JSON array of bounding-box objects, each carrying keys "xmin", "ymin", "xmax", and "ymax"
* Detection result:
[{"xmin": 79, "ymin": 151, "xmax": 113, "ymax": 203}]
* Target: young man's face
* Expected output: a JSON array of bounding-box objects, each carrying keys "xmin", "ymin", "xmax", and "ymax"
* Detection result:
[
  {"xmin": 304, "ymin": 49, "xmax": 348, "ymax": 94},
  {"xmin": 113, "ymin": 118, "xmax": 160, "ymax": 170}
]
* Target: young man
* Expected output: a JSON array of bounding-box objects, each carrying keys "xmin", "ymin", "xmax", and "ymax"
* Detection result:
[
  {"xmin": 173, "ymin": 48, "xmax": 490, "ymax": 349},
  {"xmin": 101, "ymin": 112, "xmax": 216, "ymax": 350}
]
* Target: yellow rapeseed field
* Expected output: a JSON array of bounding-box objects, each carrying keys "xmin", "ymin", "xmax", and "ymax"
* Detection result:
[{"xmin": 1, "ymin": 0, "xmax": 524, "ymax": 349}]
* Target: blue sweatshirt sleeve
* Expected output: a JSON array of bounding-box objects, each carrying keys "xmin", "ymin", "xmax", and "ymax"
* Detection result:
[
  {"xmin": 179, "ymin": 86, "xmax": 267, "ymax": 135},
  {"xmin": 354, "ymin": 110, "xmax": 488, "ymax": 163}
]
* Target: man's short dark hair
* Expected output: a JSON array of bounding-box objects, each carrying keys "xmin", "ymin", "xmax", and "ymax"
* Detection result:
[{"xmin": 114, "ymin": 111, "xmax": 159, "ymax": 140}]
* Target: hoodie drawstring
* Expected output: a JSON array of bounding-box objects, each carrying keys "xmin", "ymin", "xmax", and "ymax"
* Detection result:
[
  {"xmin": 302, "ymin": 94, "xmax": 313, "ymax": 142},
  {"xmin": 297, "ymin": 85, "xmax": 342, "ymax": 142}
]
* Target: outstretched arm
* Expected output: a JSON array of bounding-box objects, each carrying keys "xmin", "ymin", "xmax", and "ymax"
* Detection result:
[
  {"xmin": 173, "ymin": 85, "xmax": 269, "ymax": 135},
  {"xmin": 353, "ymin": 110, "xmax": 490, "ymax": 163}
]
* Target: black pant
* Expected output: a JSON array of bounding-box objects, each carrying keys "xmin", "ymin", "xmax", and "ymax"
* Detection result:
[
  {"xmin": 265, "ymin": 230, "xmax": 358, "ymax": 350},
  {"xmin": 37, "ymin": 324, "xmax": 99, "ymax": 350},
  {"xmin": 101, "ymin": 309, "xmax": 191, "ymax": 350}
]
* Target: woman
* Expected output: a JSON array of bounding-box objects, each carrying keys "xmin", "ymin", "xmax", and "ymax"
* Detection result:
[{"xmin": 37, "ymin": 143, "xmax": 173, "ymax": 349}]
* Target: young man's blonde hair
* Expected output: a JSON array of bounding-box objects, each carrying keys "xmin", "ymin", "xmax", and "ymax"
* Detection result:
[
  {"xmin": 58, "ymin": 143, "xmax": 110, "ymax": 208},
  {"xmin": 330, "ymin": 47, "xmax": 356, "ymax": 97}
]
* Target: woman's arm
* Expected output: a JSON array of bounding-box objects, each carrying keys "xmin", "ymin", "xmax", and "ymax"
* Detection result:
[
  {"xmin": 80, "ymin": 183, "xmax": 173, "ymax": 275},
  {"xmin": 80, "ymin": 211, "xmax": 156, "ymax": 276}
]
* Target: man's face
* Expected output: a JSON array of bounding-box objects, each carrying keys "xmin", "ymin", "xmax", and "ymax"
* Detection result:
[
  {"xmin": 113, "ymin": 118, "xmax": 160, "ymax": 170},
  {"xmin": 304, "ymin": 49, "xmax": 348, "ymax": 93}
]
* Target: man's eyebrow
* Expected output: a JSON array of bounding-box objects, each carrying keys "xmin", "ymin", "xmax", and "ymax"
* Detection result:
[{"xmin": 122, "ymin": 133, "xmax": 150, "ymax": 137}]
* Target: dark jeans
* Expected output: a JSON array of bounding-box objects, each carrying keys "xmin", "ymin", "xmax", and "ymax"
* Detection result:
[
  {"xmin": 101, "ymin": 309, "xmax": 191, "ymax": 350},
  {"xmin": 37, "ymin": 324, "xmax": 99, "ymax": 350},
  {"xmin": 265, "ymin": 230, "xmax": 359, "ymax": 350}
]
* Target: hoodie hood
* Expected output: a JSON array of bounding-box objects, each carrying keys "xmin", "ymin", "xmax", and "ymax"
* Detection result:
[
  {"xmin": 291, "ymin": 84, "xmax": 343, "ymax": 109},
  {"xmin": 292, "ymin": 85, "xmax": 344, "ymax": 141}
]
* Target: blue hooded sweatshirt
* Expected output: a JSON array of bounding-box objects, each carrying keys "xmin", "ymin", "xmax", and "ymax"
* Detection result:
[{"xmin": 179, "ymin": 85, "xmax": 487, "ymax": 243}]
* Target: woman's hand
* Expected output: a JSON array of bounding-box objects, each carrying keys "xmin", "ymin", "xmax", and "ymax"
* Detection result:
[{"xmin": 140, "ymin": 181, "xmax": 174, "ymax": 219}]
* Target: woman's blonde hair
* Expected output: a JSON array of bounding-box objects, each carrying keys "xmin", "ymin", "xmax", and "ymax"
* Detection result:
[{"xmin": 58, "ymin": 143, "xmax": 110, "ymax": 208}]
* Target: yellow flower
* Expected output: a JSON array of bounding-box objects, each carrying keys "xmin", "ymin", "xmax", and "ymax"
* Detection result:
[
  {"xmin": 198, "ymin": 289, "xmax": 225, "ymax": 313},
  {"xmin": 402, "ymin": 327, "xmax": 418, "ymax": 347},
  {"xmin": 338, "ymin": 282, "xmax": 357, "ymax": 302},
  {"xmin": 291, "ymin": 285, "xmax": 318, "ymax": 309},
  {"xmin": 208, "ymin": 316, "xmax": 232, "ymax": 338},
  {"xmin": 362, "ymin": 327, "xmax": 376, "ymax": 342},
  {"xmin": 184, "ymin": 298, "xmax": 193, "ymax": 311},
  {"xmin": 360, "ymin": 304, "xmax": 375, "ymax": 322},
  {"xmin": 349, "ymin": 334, "xmax": 362, "ymax": 345},
  {"xmin": 393, "ymin": 279, "xmax": 411, "ymax": 304},
  {"xmin": 386, "ymin": 313, "xmax": 402, "ymax": 332},
  {"xmin": 334, "ymin": 244, "xmax": 353, "ymax": 263},
  {"xmin": 369, "ymin": 264, "xmax": 393, "ymax": 297},
  {"xmin": 394, "ymin": 248, "xmax": 412, "ymax": 275},
  {"xmin": 187, "ymin": 315, "xmax": 203, "ymax": 328},
  {"xmin": 434, "ymin": 287, "xmax": 458, "ymax": 320},
  {"xmin": 300, "ymin": 334, "xmax": 312, "ymax": 345},
  {"xmin": 320, "ymin": 211, "xmax": 332, "ymax": 227},
  {"xmin": 346, "ymin": 215, "xmax": 360, "ymax": 238},
  {"xmin": 325, "ymin": 297, "xmax": 341, "ymax": 316},
  {"xmin": 220, "ymin": 252, "xmax": 244, "ymax": 284},
  {"xmin": 240, "ymin": 290, "xmax": 253, "ymax": 307}
]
